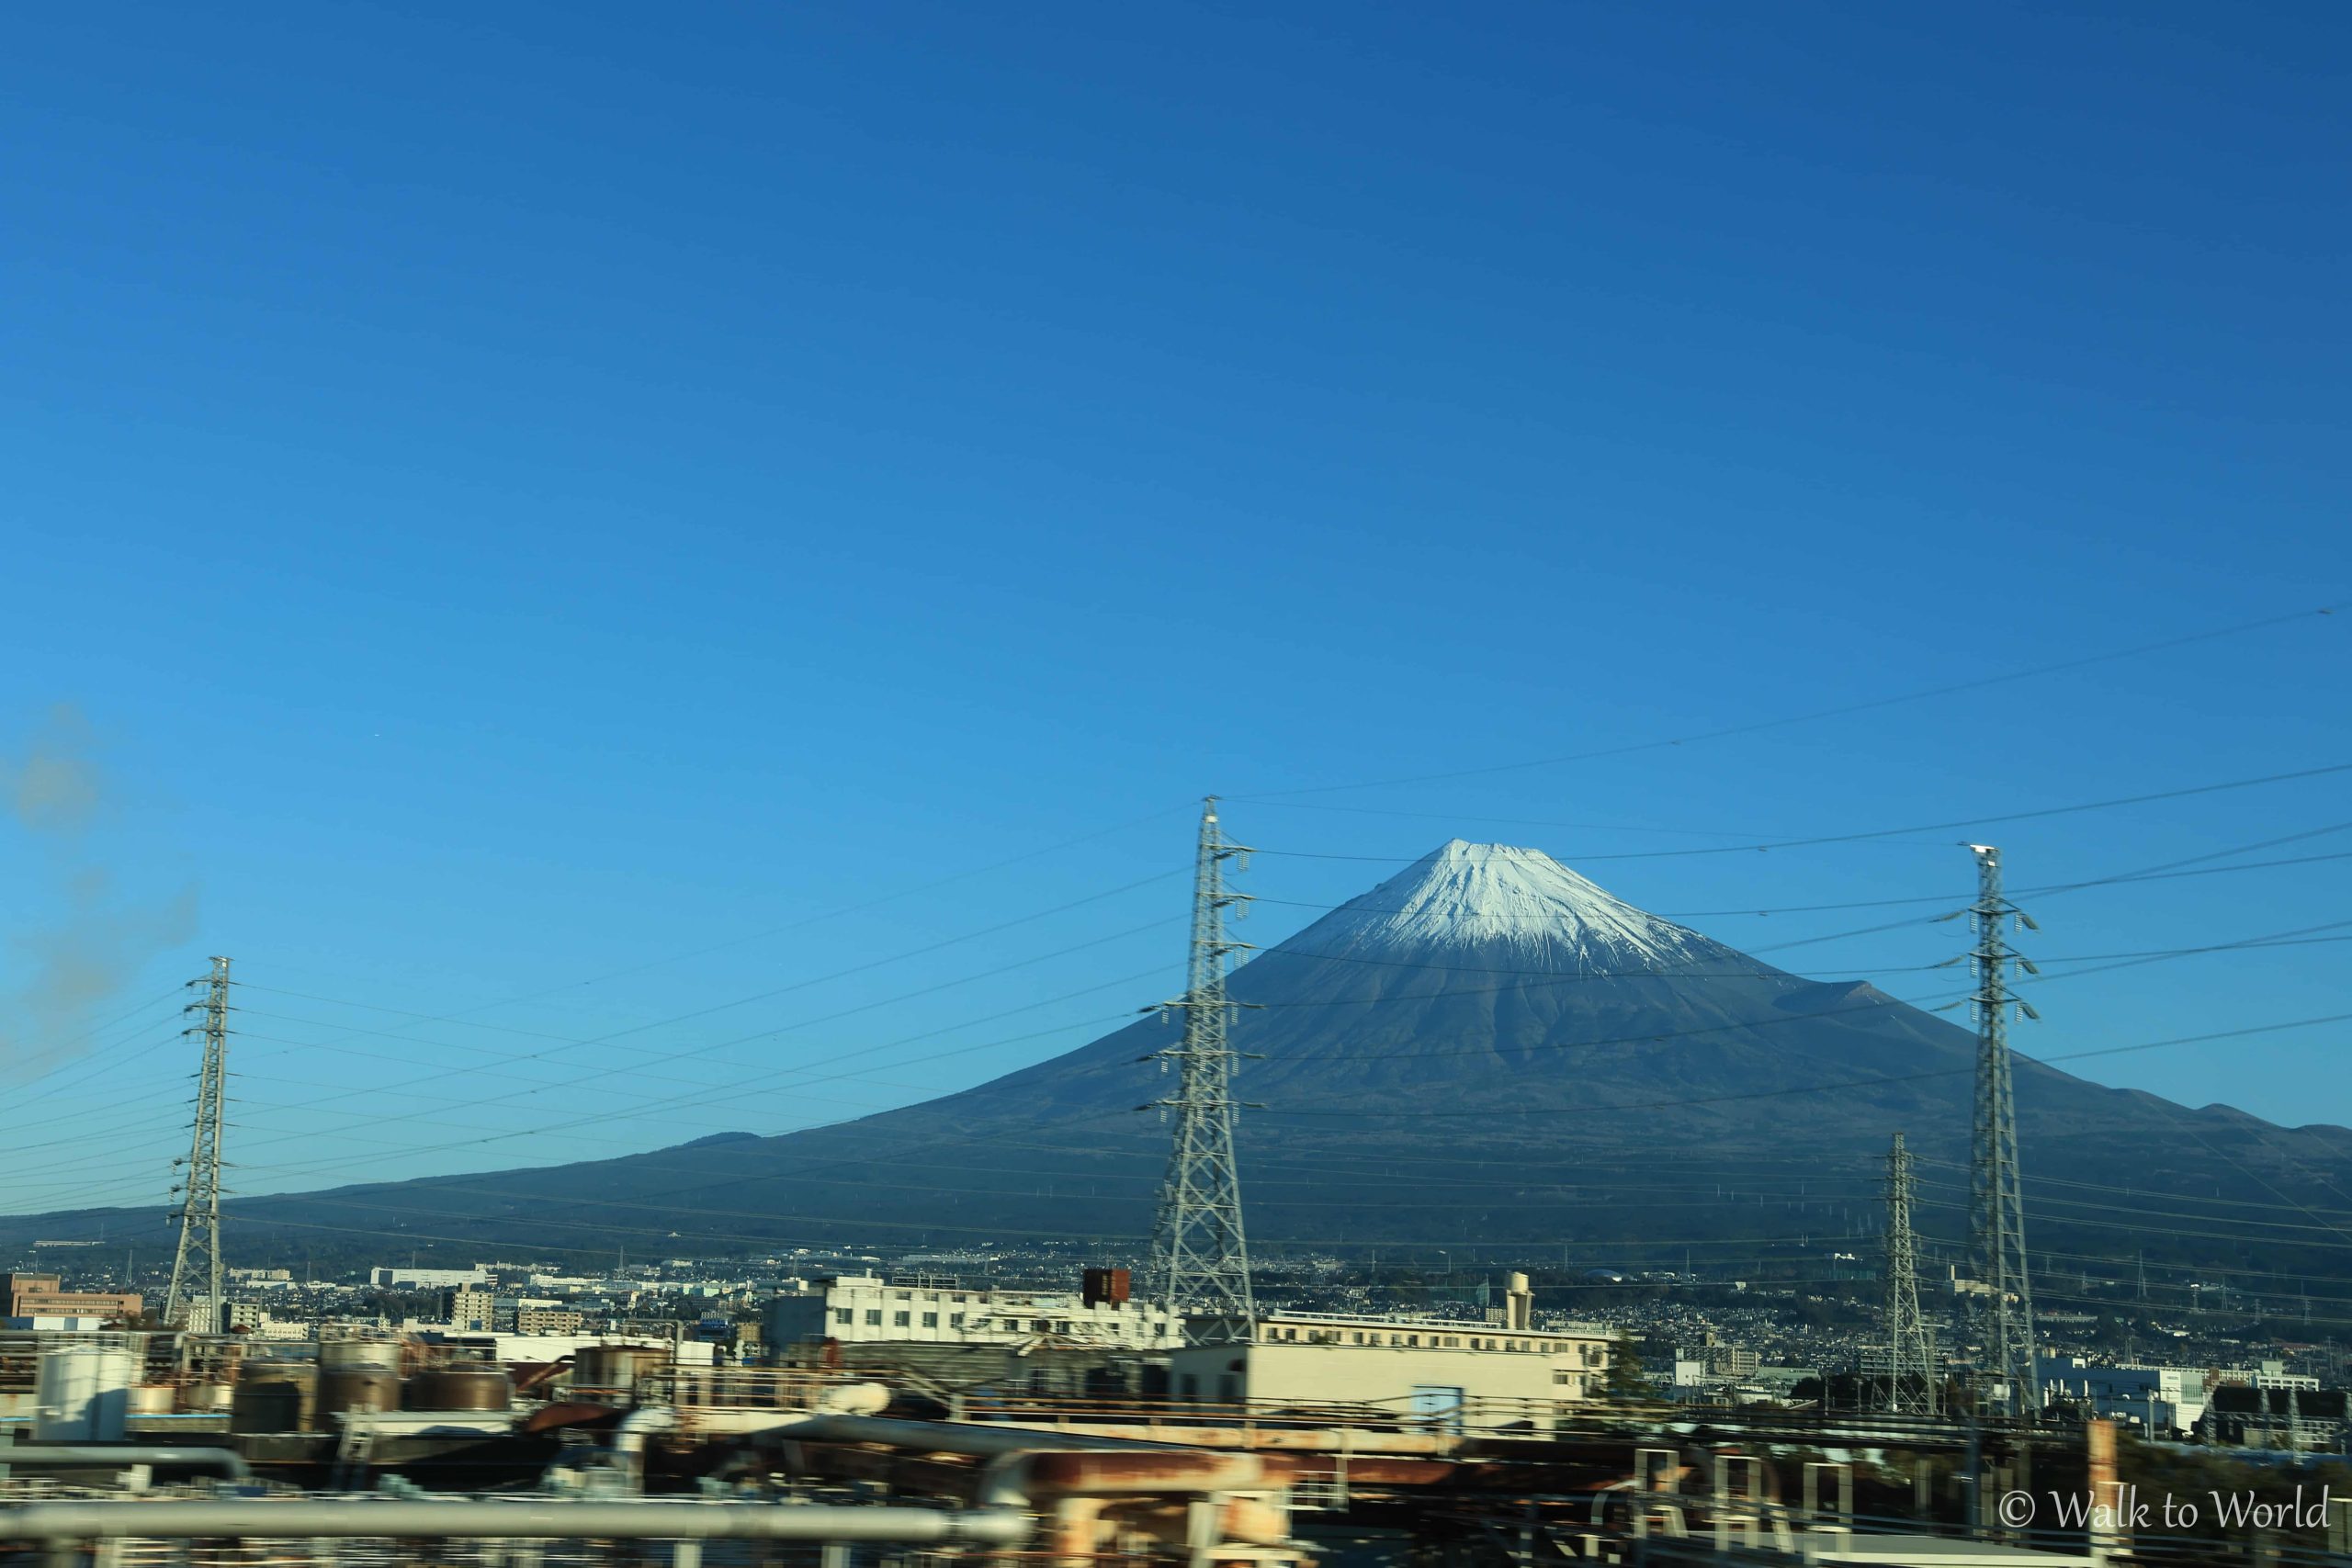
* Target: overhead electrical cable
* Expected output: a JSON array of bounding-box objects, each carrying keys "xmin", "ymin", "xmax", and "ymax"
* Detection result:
[
  {"xmin": 216, "ymin": 880, "xmax": 1184, "ymax": 1133},
  {"xmin": 119, "ymin": 911, "xmax": 2347, "ymax": 1210},
  {"xmin": 1238, "ymin": 601, "xmax": 2342, "ymax": 798},
  {"xmin": 234, "ymin": 800, "xmax": 1194, "ymax": 1043},
  {"xmin": 1253, "ymin": 1011, "xmax": 2352, "ymax": 1118},
  {"xmin": 1253, "ymin": 761, "xmax": 2352, "ymax": 864},
  {"xmin": 1249, "ymin": 840, "xmax": 2352, "ymax": 921}
]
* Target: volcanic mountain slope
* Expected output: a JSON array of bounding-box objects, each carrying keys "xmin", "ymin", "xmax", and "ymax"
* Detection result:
[{"xmin": 10, "ymin": 842, "xmax": 2349, "ymax": 1275}]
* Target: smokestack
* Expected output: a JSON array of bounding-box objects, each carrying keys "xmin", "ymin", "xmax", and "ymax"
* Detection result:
[
  {"xmin": 1082, "ymin": 1268, "xmax": 1131, "ymax": 1308},
  {"xmin": 2086, "ymin": 1417, "xmax": 2122, "ymax": 1562}
]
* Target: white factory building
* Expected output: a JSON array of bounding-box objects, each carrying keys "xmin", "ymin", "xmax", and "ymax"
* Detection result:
[
  {"xmin": 369, "ymin": 1265, "xmax": 490, "ymax": 1290},
  {"xmin": 2040, "ymin": 1356, "xmax": 2208, "ymax": 1434},
  {"xmin": 765, "ymin": 1274, "xmax": 1176, "ymax": 1351},
  {"xmin": 1166, "ymin": 1274, "xmax": 1614, "ymax": 1431}
]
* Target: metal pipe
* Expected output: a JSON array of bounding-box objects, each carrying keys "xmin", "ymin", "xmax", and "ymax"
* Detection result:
[
  {"xmin": 0, "ymin": 1501, "xmax": 1031, "ymax": 1545},
  {"xmin": 0, "ymin": 1446, "xmax": 250, "ymax": 1481},
  {"xmin": 775, "ymin": 1414, "xmax": 1174, "ymax": 1457},
  {"xmin": 974, "ymin": 1448, "xmax": 1283, "ymax": 1512},
  {"xmin": 612, "ymin": 1406, "xmax": 677, "ymax": 1493}
]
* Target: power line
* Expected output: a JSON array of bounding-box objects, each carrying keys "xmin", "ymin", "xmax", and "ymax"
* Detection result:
[
  {"xmin": 221, "ymin": 911, "xmax": 1170, "ymax": 1117},
  {"xmin": 1253, "ymin": 761, "xmax": 2352, "ymax": 863},
  {"xmin": 233, "ymin": 800, "xmax": 1196, "ymax": 1048},
  {"xmin": 1248, "ymin": 840, "xmax": 2352, "ymax": 920},
  {"xmin": 1239, "ymin": 913, "xmax": 2352, "ymax": 1073},
  {"xmin": 1913, "ymin": 1160, "xmax": 2352, "ymax": 1218},
  {"xmin": 1251, "ymin": 930, "xmax": 2349, "ymax": 987},
  {"xmin": 40, "ymin": 1007, "xmax": 2347, "ymax": 1253},
  {"xmin": 1237, "ymin": 601, "xmax": 2343, "ymax": 797},
  {"xmin": 39, "ymin": 900, "xmax": 2337, "ymax": 1217},
  {"xmin": 210, "ymin": 884, "xmax": 1186, "ymax": 1157},
  {"xmin": 209, "ymin": 909, "xmax": 2343, "ymax": 1197},
  {"xmin": 0, "ymin": 988, "xmax": 191, "ymax": 1100},
  {"xmin": 43, "ymin": 799, "xmax": 2328, "ymax": 1201},
  {"xmin": 1251, "ymin": 1011, "xmax": 2352, "ymax": 1117}
]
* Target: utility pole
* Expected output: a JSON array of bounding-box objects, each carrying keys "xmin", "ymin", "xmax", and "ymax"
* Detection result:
[
  {"xmin": 164, "ymin": 956, "xmax": 232, "ymax": 1334},
  {"xmin": 1148, "ymin": 797, "xmax": 1257, "ymax": 1346},
  {"xmin": 1956, "ymin": 846, "xmax": 2040, "ymax": 1418},
  {"xmin": 1883, "ymin": 1132, "xmax": 1936, "ymax": 1413}
]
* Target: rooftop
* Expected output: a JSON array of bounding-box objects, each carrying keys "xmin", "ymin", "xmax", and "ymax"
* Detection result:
[{"xmin": 1256, "ymin": 1308, "xmax": 1610, "ymax": 1338}]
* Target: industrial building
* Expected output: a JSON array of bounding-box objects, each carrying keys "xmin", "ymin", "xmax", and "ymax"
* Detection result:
[
  {"xmin": 2200, "ymin": 1383, "xmax": 2350, "ymax": 1450},
  {"xmin": 1165, "ymin": 1274, "xmax": 1613, "ymax": 1430},
  {"xmin": 370, "ymin": 1265, "xmax": 490, "ymax": 1289},
  {"xmin": 764, "ymin": 1271, "xmax": 1176, "ymax": 1351},
  {"xmin": 2039, "ymin": 1355, "xmax": 2207, "ymax": 1434},
  {"xmin": 1, "ymin": 1271, "xmax": 141, "ymax": 1323}
]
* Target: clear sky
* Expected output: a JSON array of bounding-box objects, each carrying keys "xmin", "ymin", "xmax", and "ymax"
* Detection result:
[{"xmin": 2, "ymin": 2, "xmax": 2346, "ymax": 1217}]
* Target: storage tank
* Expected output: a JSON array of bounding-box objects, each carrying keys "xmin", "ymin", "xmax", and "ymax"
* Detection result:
[
  {"xmin": 318, "ymin": 1338, "xmax": 403, "ymax": 1373},
  {"xmin": 177, "ymin": 1382, "xmax": 233, "ymax": 1414},
  {"xmin": 574, "ymin": 1343, "xmax": 668, "ymax": 1394},
  {"xmin": 318, "ymin": 1367, "xmax": 402, "ymax": 1417},
  {"xmin": 230, "ymin": 1361, "xmax": 318, "ymax": 1434},
  {"xmin": 34, "ymin": 1348, "xmax": 138, "ymax": 1441},
  {"xmin": 814, "ymin": 1381, "xmax": 892, "ymax": 1416},
  {"xmin": 1082, "ymin": 1267, "xmax": 1132, "ymax": 1307},
  {"xmin": 406, "ymin": 1367, "xmax": 513, "ymax": 1412},
  {"xmin": 127, "ymin": 1384, "xmax": 177, "ymax": 1416}
]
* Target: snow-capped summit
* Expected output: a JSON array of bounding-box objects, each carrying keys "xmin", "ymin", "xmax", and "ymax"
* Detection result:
[{"xmin": 1276, "ymin": 839, "xmax": 1722, "ymax": 968}]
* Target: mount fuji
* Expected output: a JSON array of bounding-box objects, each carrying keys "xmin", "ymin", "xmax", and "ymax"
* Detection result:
[{"xmin": 9, "ymin": 841, "xmax": 2349, "ymax": 1280}]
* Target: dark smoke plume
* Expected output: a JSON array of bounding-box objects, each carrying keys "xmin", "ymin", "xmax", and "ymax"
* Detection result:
[{"xmin": 3, "ymin": 706, "xmax": 199, "ymax": 1082}]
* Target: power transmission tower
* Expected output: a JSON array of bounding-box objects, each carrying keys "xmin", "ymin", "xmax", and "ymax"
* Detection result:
[
  {"xmin": 1882, "ymin": 1132, "xmax": 1936, "ymax": 1413},
  {"xmin": 1956, "ymin": 846, "xmax": 2040, "ymax": 1417},
  {"xmin": 1148, "ymin": 797, "xmax": 1257, "ymax": 1345},
  {"xmin": 164, "ymin": 956, "xmax": 232, "ymax": 1334}
]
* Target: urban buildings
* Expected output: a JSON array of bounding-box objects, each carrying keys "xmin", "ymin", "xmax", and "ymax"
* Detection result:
[
  {"xmin": 371, "ymin": 1265, "xmax": 490, "ymax": 1289},
  {"xmin": 2202, "ymin": 1384, "xmax": 2351, "ymax": 1450},
  {"xmin": 765, "ymin": 1273, "xmax": 1177, "ymax": 1351},
  {"xmin": 1, "ymin": 1270, "xmax": 141, "ymax": 1323},
  {"xmin": 516, "ymin": 1306, "xmax": 587, "ymax": 1335},
  {"xmin": 2039, "ymin": 1355, "xmax": 2207, "ymax": 1433},
  {"xmin": 442, "ymin": 1286, "xmax": 496, "ymax": 1332},
  {"xmin": 1166, "ymin": 1277, "xmax": 1613, "ymax": 1430}
]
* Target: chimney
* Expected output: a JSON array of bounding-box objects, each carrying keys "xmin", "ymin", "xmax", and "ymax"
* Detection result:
[
  {"xmin": 2086, "ymin": 1417, "xmax": 2123, "ymax": 1562},
  {"xmin": 1507, "ymin": 1271, "xmax": 1532, "ymax": 1331},
  {"xmin": 1082, "ymin": 1268, "xmax": 1131, "ymax": 1308}
]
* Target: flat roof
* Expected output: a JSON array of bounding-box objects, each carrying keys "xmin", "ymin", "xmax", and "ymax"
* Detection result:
[
  {"xmin": 1815, "ymin": 1537, "xmax": 2096, "ymax": 1568},
  {"xmin": 1254, "ymin": 1310, "xmax": 1609, "ymax": 1338}
]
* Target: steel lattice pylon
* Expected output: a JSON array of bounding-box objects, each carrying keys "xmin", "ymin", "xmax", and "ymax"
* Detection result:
[
  {"xmin": 1148, "ymin": 797, "xmax": 1257, "ymax": 1345},
  {"xmin": 1960, "ymin": 846, "xmax": 2040, "ymax": 1416},
  {"xmin": 164, "ymin": 956, "xmax": 232, "ymax": 1334},
  {"xmin": 1882, "ymin": 1131, "xmax": 1937, "ymax": 1413}
]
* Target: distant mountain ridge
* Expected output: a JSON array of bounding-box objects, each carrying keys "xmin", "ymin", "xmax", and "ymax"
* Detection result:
[{"xmin": 6, "ymin": 841, "xmax": 2348, "ymax": 1289}]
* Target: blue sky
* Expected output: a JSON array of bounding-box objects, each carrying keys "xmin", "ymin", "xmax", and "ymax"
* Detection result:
[{"xmin": 1, "ymin": 2, "xmax": 2346, "ymax": 1214}]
